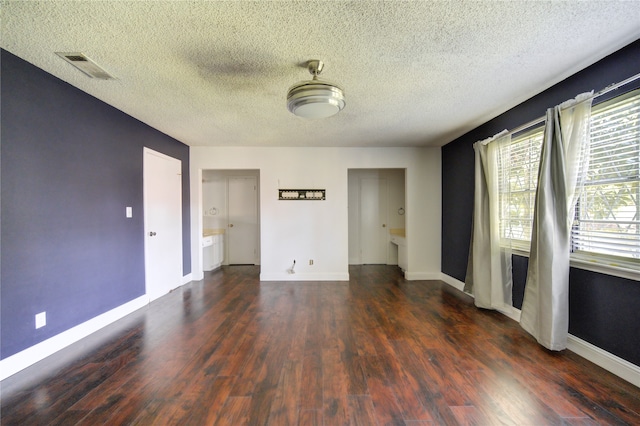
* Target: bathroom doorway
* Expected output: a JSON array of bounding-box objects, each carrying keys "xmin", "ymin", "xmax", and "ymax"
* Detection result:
[
  {"xmin": 202, "ymin": 170, "xmax": 260, "ymax": 266},
  {"xmin": 348, "ymin": 169, "xmax": 406, "ymax": 266}
]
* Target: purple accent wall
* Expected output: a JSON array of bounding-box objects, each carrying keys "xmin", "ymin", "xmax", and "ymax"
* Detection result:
[
  {"xmin": 1, "ymin": 50, "xmax": 191, "ymax": 359},
  {"xmin": 442, "ymin": 39, "xmax": 640, "ymax": 365}
]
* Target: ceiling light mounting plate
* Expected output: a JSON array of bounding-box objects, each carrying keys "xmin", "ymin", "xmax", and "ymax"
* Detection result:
[{"xmin": 307, "ymin": 60, "xmax": 324, "ymax": 77}]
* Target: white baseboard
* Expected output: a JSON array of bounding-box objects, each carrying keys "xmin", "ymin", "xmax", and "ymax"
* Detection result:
[
  {"xmin": 567, "ymin": 334, "xmax": 640, "ymax": 388},
  {"xmin": 404, "ymin": 272, "xmax": 441, "ymax": 280},
  {"xmin": 0, "ymin": 295, "xmax": 148, "ymax": 381},
  {"xmin": 439, "ymin": 272, "xmax": 640, "ymax": 389},
  {"xmin": 181, "ymin": 273, "xmax": 193, "ymax": 285},
  {"xmin": 439, "ymin": 273, "xmax": 466, "ymax": 291},
  {"xmin": 497, "ymin": 305, "xmax": 522, "ymax": 322},
  {"xmin": 259, "ymin": 272, "xmax": 350, "ymax": 281}
]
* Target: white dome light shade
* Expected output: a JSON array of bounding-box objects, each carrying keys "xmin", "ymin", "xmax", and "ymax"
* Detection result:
[
  {"xmin": 287, "ymin": 60, "xmax": 345, "ymax": 119},
  {"xmin": 287, "ymin": 80, "xmax": 346, "ymax": 118}
]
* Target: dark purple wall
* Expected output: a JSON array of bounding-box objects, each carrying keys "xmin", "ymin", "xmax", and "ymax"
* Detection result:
[
  {"xmin": 442, "ymin": 39, "xmax": 640, "ymax": 366},
  {"xmin": 1, "ymin": 50, "xmax": 191, "ymax": 359}
]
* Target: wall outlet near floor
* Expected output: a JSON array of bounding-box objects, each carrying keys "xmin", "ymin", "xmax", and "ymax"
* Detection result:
[
  {"xmin": 309, "ymin": 259, "xmax": 314, "ymax": 265},
  {"xmin": 35, "ymin": 312, "xmax": 46, "ymax": 329}
]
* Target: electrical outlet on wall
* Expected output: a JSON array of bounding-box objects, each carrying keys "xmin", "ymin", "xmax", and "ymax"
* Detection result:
[{"xmin": 35, "ymin": 312, "xmax": 46, "ymax": 329}]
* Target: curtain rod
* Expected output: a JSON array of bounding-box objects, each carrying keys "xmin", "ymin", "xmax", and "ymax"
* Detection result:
[
  {"xmin": 593, "ymin": 72, "xmax": 640, "ymax": 98},
  {"xmin": 506, "ymin": 72, "xmax": 640, "ymax": 137},
  {"xmin": 508, "ymin": 117, "xmax": 545, "ymax": 137}
]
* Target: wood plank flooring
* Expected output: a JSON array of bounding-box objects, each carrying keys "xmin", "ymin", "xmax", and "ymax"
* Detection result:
[{"xmin": 2, "ymin": 265, "xmax": 639, "ymax": 425}]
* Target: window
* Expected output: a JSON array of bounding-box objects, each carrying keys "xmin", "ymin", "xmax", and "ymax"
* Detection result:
[
  {"xmin": 498, "ymin": 88, "xmax": 639, "ymax": 273},
  {"xmin": 498, "ymin": 127, "xmax": 544, "ymax": 251},
  {"xmin": 572, "ymin": 89, "xmax": 640, "ymax": 266}
]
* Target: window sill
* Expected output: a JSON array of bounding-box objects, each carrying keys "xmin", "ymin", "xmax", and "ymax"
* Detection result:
[
  {"xmin": 569, "ymin": 256, "xmax": 639, "ymax": 282},
  {"xmin": 503, "ymin": 248, "xmax": 639, "ymax": 281},
  {"xmin": 511, "ymin": 247, "xmax": 531, "ymax": 258}
]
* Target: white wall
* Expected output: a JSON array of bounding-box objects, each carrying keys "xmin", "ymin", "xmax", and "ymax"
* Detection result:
[{"xmin": 190, "ymin": 147, "xmax": 441, "ymax": 281}]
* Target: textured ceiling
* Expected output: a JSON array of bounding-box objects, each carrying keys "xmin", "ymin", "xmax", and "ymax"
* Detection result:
[{"xmin": 2, "ymin": 1, "xmax": 640, "ymax": 148}]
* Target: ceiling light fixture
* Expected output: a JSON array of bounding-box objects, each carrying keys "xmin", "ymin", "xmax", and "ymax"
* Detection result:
[{"xmin": 287, "ymin": 60, "xmax": 345, "ymax": 119}]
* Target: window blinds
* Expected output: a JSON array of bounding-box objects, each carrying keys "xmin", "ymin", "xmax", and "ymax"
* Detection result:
[
  {"xmin": 572, "ymin": 89, "xmax": 640, "ymax": 262},
  {"xmin": 499, "ymin": 128, "xmax": 543, "ymax": 245}
]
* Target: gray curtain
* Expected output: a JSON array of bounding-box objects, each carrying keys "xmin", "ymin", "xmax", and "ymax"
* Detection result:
[
  {"xmin": 520, "ymin": 93, "xmax": 593, "ymax": 350},
  {"xmin": 465, "ymin": 132, "xmax": 513, "ymax": 311}
]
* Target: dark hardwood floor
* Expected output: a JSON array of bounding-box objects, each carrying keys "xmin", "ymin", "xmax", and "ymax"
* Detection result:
[{"xmin": 2, "ymin": 265, "xmax": 639, "ymax": 425}]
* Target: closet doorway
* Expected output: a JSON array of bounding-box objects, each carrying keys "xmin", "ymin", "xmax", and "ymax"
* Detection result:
[
  {"xmin": 359, "ymin": 177, "xmax": 388, "ymax": 264},
  {"xmin": 144, "ymin": 148, "xmax": 182, "ymax": 300}
]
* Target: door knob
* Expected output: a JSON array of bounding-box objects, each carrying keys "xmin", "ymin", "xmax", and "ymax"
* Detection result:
[
  {"xmin": 382, "ymin": 224, "xmax": 386, "ymax": 228},
  {"xmin": 229, "ymin": 224, "xmax": 234, "ymax": 228},
  {"xmin": 149, "ymin": 231, "xmax": 157, "ymax": 236}
]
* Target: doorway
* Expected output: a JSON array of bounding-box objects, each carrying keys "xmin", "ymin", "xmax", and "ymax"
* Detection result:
[
  {"xmin": 348, "ymin": 169, "xmax": 406, "ymax": 265},
  {"xmin": 202, "ymin": 170, "xmax": 260, "ymax": 266},
  {"xmin": 143, "ymin": 148, "xmax": 183, "ymax": 301}
]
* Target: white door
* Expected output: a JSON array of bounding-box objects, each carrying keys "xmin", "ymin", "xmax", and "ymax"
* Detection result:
[
  {"xmin": 228, "ymin": 176, "xmax": 258, "ymax": 264},
  {"xmin": 360, "ymin": 178, "xmax": 388, "ymax": 264},
  {"xmin": 143, "ymin": 148, "xmax": 182, "ymax": 302}
]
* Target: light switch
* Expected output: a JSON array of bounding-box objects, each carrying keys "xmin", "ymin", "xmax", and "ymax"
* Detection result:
[
  {"xmin": 35, "ymin": 312, "xmax": 46, "ymax": 329},
  {"xmin": 126, "ymin": 207, "xmax": 132, "ymax": 218}
]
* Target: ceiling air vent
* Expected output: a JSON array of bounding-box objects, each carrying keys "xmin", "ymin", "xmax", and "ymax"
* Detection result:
[{"xmin": 55, "ymin": 52, "xmax": 115, "ymax": 80}]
